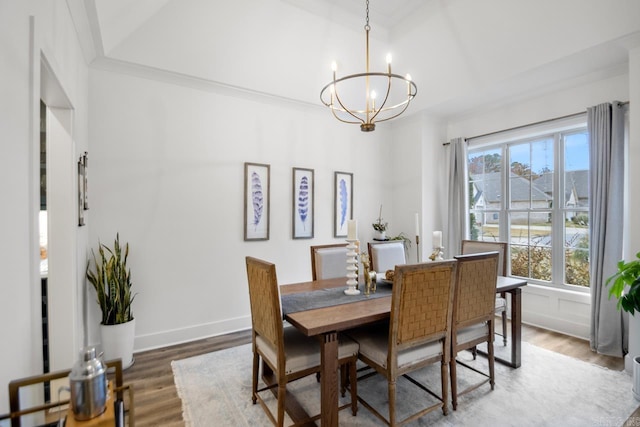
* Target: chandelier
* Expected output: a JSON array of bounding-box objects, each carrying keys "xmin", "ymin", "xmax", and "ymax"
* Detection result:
[{"xmin": 319, "ymin": 0, "xmax": 417, "ymax": 132}]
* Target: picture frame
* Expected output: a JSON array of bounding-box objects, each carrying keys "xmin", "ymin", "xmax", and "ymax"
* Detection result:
[
  {"xmin": 334, "ymin": 171, "xmax": 353, "ymax": 237},
  {"xmin": 77, "ymin": 157, "xmax": 85, "ymax": 226},
  {"xmin": 292, "ymin": 167, "xmax": 314, "ymax": 239},
  {"xmin": 244, "ymin": 162, "xmax": 270, "ymax": 241}
]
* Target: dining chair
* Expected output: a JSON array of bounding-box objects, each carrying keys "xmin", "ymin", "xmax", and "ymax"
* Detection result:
[
  {"xmin": 450, "ymin": 251, "xmax": 500, "ymax": 410},
  {"xmin": 245, "ymin": 256, "xmax": 359, "ymax": 426},
  {"xmin": 310, "ymin": 243, "xmax": 348, "ymax": 280},
  {"xmin": 348, "ymin": 260, "xmax": 457, "ymax": 426},
  {"xmin": 461, "ymin": 239, "xmax": 508, "ymax": 346},
  {"xmin": 367, "ymin": 241, "xmax": 406, "ymax": 274}
]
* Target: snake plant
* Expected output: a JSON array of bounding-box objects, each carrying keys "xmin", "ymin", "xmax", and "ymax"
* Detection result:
[{"xmin": 86, "ymin": 233, "xmax": 136, "ymax": 325}]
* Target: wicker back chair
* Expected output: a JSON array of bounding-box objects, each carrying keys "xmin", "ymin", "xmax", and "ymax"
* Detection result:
[
  {"xmin": 310, "ymin": 243, "xmax": 348, "ymax": 280},
  {"xmin": 245, "ymin": 256, "xmax": 359, "ymax": 426},
  {"xmin": 349, "ymin": 261, "xmax": 457, "ymax": 426},
  {"xmin": 450, "ymin": 251, "xmax": 500, "ymax": 410},
  {"xmin": 461, "ymin": 239, "xmax": 508, "ymax": 346}
]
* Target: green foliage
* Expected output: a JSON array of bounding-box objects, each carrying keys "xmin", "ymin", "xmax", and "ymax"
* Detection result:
[
  {"xmin": 86, "ymin": 233, "xmax": 136, "ymax": 325},
  {"xmin": 372, "ymin": 205, "xmax": 388, "ymax": 232},
  {"xmin": 511, "ymin": 242, "xmax": 591, "ymax": 287},
  {"xmin": 389, "ymin": 232, "xmax": 412, "ymax": 251},
  {"xmin": 606, "ymin": 252, "xmax": 640, "ymax": 315},
  {"xmin": 570, "ymin": 214, "xmax": 589, "ymax": 226}
]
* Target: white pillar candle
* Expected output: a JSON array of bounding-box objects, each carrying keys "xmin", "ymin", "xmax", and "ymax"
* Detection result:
[
  {"xmin": 432, "ymin": 230, "xmax": 442, "ymax": 248},
  {"xmin": 414, "ymin": 213, "xmax": 420, "ymax": 236},
  {"xmin": 347, "ymin": 219, "xmax": 358, "ymax": 240}
]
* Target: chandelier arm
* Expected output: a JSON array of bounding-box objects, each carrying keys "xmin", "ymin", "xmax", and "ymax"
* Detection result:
[
  {"xmin": 368, "ymin": 74, "xmax": 393, "ymax": 123},
  {"xmin": 332, "ymin": 84, "xmax": 366, "ymax": 125},
  {"xmin": 374, "ymin": 100, "xmax": 412, "ymax": 123}
]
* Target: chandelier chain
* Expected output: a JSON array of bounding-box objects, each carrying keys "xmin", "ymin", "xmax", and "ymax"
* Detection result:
[{"xmin": 365, "ymin": 0, "xmax": 370, "ymax": 31}]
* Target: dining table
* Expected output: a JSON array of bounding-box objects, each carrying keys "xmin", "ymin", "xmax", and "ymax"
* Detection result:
[{"xmin": 279, "ymin": 274, "xmax": 527, "ymax": 427}]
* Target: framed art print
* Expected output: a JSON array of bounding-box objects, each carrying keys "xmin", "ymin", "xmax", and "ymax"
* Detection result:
[
  {"xmin": 292, "ymin": 167, "xmax": 314, "ymax": 239},
  {"xmin": 244, "ymin": 162, "xmax": 270, "ymax": 241},
  {"xmin": 334, "ymin": 171, "xmax": 353, "ymax": 237}
]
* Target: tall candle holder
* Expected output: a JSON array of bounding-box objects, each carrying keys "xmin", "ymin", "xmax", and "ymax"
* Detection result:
[
  {"xmin": 428, "ymin": 246, "xmax": 444, "ymax": 261},
  {"xmin": 415, "ymin": 235, "xmax": 420, "ymax": 262},
  {"xmin": 345, "ymin": 239, "xmax": 360, "ymax": 295}
]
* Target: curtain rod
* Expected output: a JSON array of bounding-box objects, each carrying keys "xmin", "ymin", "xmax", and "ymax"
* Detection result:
[{"xmin": 442, "ymin": 100, "xmax": 629, "ymax": 146}]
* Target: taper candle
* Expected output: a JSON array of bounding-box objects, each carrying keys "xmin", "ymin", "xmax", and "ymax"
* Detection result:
[
  {"xmin": 414, "ymin": 213, "xmax": 420, "ymax": 236},
  {"xmin": 347, "ymin": 219, "xmax": 358, "ymax": 240}
]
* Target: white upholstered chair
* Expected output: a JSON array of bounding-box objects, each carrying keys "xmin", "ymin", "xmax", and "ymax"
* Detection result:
[
  {"xmin": 367, "ymin": 241, "xmax": 406, "ymax": 274},
  {"xmin": 461, "ymin": 240, "xmax": 508, "ymax": 346},
  {"xmin": 310, "ymin": 243, "xmax": 348, "ymax": 280}
]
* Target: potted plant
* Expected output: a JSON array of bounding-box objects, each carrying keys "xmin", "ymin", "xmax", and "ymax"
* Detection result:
[
  {"xmin": 372, "ymin": 205, "xmax": 388, "ymax": 240},
  {"xmin": 606, "ymin": 251, "xmax": 640, "ymax": 397},
  {"xmin": 606, "ymin": 252, "xmax": 640, "ymax": 314},
  {"xmin": 86, "ymin": 233, "xmax": 136, "ymax": 369}
]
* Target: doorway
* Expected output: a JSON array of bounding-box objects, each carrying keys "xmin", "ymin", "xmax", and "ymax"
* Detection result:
[{"xmin": 39, "ymin": 54, "xmax": 80, "ymax": 377}]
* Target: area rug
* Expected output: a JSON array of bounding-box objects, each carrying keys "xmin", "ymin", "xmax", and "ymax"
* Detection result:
[{"xmin": 172, "ymin": 342, "xmax": 638, "ymax": 426}]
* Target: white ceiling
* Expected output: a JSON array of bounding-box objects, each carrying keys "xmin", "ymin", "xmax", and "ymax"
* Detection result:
[{"xmin": 69, "ymin": 0, "xmax": 640, "ymax": 119}]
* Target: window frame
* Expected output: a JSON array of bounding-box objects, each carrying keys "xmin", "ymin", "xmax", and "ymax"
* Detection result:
[{"xmin": 467, "ymin": 114, "xmax": 589, "ymax": 292}]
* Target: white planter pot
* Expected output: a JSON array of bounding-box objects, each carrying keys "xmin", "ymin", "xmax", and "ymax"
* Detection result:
[
  {"xmin": 374, "ymin": 231, "xmax": 387, "ymax": 240},
  {"xmin": 100, "ymin": 318, "xmax": 135, "ymax": 369},
  {"xmin": 634, "ymin": 356, "xmax": 640, "ymax": 401},
  {"xmin": 626, "ymin": 312, "xmax": 640, "ymax": 374}
]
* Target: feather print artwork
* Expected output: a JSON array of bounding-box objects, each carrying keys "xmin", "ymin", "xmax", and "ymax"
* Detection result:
[
  {"xmin": 297, "ymin": 175, "xmax": 309, "ymax": 230},
  {"xmin": 251, "ymin": 171, "xmax": 263, "ymax": 230},
  {"xmin": 339, "ymin": 178, "xmax": 348, "ymax": 228}
]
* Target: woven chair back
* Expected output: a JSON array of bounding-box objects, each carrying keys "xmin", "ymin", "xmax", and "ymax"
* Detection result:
[
  {"xmin": 461, "ymin": 240, "xmax": 507, "ymax": 276},
  {"xmin": 390, "ymin": 261, "xmax": 457, "ymax": 349},
  {"xmin": 245, "ymin": 257, "xmax": 283, "ymax": 350},
  {"xmin": 452, "ymin": 252, "xmax": 499, "ymax": 329}
]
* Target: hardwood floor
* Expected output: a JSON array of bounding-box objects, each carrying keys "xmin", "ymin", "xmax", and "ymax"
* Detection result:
[{"xmin": 120, "ymin": 324, "xmax": 634, "ymax": 427}]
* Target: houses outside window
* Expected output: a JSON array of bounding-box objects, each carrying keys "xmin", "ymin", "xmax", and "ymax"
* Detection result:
[{"xmin": 467, "ymin": 117, "xmax": 590, "ymax": 289}]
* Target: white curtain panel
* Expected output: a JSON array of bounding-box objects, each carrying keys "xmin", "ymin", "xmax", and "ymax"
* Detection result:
[
  {"xmin": 588, "ymin": 101, "xmax": 626, "ymax": 357},
  {"xmin": 446, "ymin": 137, "xmax": 469, "ymax": 258}
]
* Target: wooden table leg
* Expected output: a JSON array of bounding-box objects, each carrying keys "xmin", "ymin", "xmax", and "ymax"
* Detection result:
[
  {"xmin": 320, "ymin": 332, "xmax": 339, "ymax": 427},
  {"xmin": 510, "ymin": 287, "xmax": 522, "ymax": 368},
  {"xmin": 481, "ymin": 288, "xmax": 523, "ymax": 368}
]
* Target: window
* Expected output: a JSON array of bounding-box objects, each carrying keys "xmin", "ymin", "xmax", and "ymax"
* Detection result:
[{"xmin": 468, "ymin": 117, "xmax": 590, "ymax": 289}]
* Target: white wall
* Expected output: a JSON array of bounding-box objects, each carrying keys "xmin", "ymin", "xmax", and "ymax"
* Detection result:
[
  {"xmin": 87, "ymin": 65, "xmax": 399, "ymax": 351},
  {"xmin": 446, "ymin": 73, "xmax": 630, "ymax": 339},
  {"xmin": 390, "ymin": 113, "xmax": 448, "ymax": 263},
  {"xmin": 0, "ymin": 0, "xmax": 89, "ymax": 417}
]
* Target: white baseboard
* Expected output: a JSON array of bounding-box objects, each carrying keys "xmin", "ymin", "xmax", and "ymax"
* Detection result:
[{"xmin": 133, "ymin": 315, "xmax": 252, "ymax": 353}]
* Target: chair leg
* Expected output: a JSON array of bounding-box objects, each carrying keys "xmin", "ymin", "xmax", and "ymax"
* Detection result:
[
  {"xmin": 501, "ymin": 314, "xmax": 508, "ymax": 346},
  {"xmin": 277, "ymin": 381, "xmax": 286, "ymax": 427},
  {"xmin": 488, "ymin": 337, "xmax": 496, "ymax": 390},
  {"xmin": 349, "ymin": 360, "xmax": 358, "ymax": 416},
  {"xmin": 450, "ymin": 353, "xmax": 458, "ymax": 411},
  {"xmin": 441, "ymin": 360, "xmax": 449, "ymax": 416},
  {"xmin": 252, "ymin": 352, "xmax": 259, "ymax": 404},
  {"xmin": 340, "ymin": 365, "xmax": 347, "ymax": 397},
  {"xmin": 388, "ymin": 378, "xmax": 397, "ymax": 427}
]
